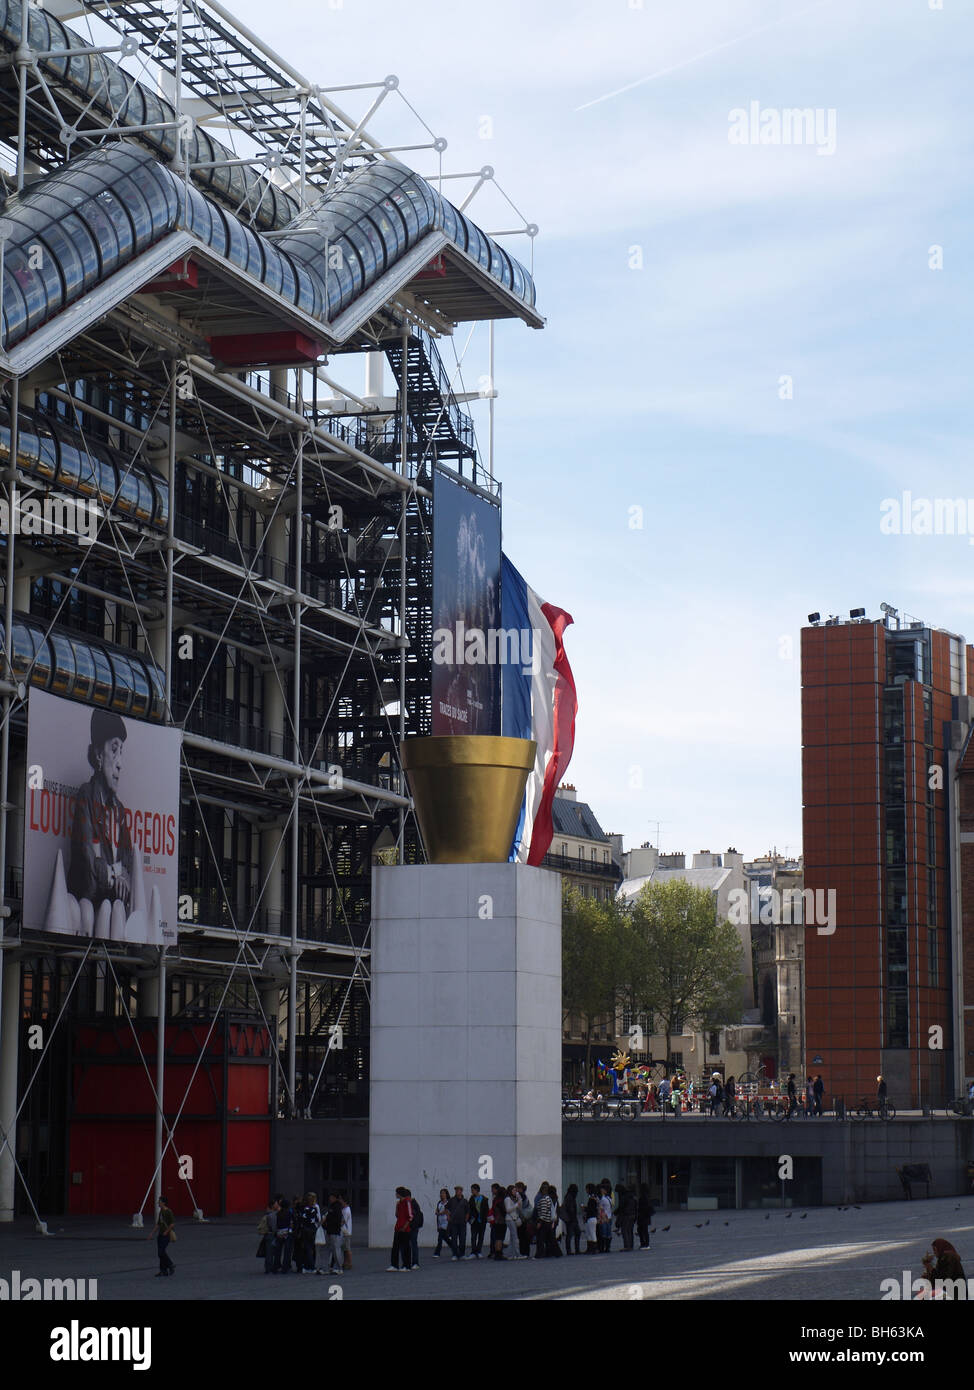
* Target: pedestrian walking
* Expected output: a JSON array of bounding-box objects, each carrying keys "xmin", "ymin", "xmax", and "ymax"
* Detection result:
[
  {"xmin": 516, "ymin": 1183, "xmax": 533, "ymax": 1257},
  {"xmin": 467, "ymin": 1183, "xmax": 488, "ymax": 1259},
  {"xmin": 708, "ymin": 1074, "xmax": 722, "ymax": 1116},
  {"xmin": 272, "ymin": 1196, "xmax": 294, "ymax": 1273},
  {"xmin": 388, "ymin": 1187, "xmax": 414, "ymax": 1271},
  {"xmin": 813, "ymin": 1074, "xmax": 824, "ymax": 1117},
  {"xmin": 339, "ymin": 1193, "xmax": 353, "ymax": 1270},
  {"xmin": 583, "ymin": 1184, "xmax": 599, "ymax": 1252},
  {"xmin": 636, "ymin": 1183, "xmax": 654, "ymax": 1249},
  {"xmin": 258, "ymin": 1197, "xmax": 278, "ymax": 1274},
  {"xmin": 877, "ymin": 1075, "xmax": 888, "ymax": 1115},
  {"xmin": 534, "ymin": 1182, "xmax": 556, "ymax": 1258},
  {"xmin": 723, "ymin": 1075, "xmax": 736, "ymax": 1116},
  {"xmin": 406, "ymin": 1189, "xmax": 422, "ymax": 1267},
  {"xmin": 447, "ymin": 1185, "xmax": 468, "ymax": 1259},
  {"xmin": 561, "ymin": 1184, "xmax": 581, "ymax": 1255},
  {"xmin": 548, "ymin": 1186, "xmax": 564, "ymax": 1256},
  {"xmin": 597, "ymin": 1185, "xmax": 613, "ymax": 1252},
  {"xmin": 489, "ymin": 1184, "xmax": 507, "ymax": 1260},
  {"xmin": 616, "ymin": 1184, "xmax": 636, "ymax": 1250},
  {"xmin": 502, "ymin": 1185, "xmax": 521, "ymax": 1258},
  {"xmin": 294, "ymin": 1191, "xmax": 319, "ymax": 1273},
  {"xmin": 148, "ymin": 1195, "xmax": 176, "ymax": 1277},
  {"xmin": 322, "ymin": 1193, "xmax": 344, "ymax": 1274},
  {"xmin": 434, "ymin": 1188, "xmax": 457, "ymax": 1258},
  {"xmin": 786, "ymin": 1073, "xmax": 798, "ymax": 1118}
]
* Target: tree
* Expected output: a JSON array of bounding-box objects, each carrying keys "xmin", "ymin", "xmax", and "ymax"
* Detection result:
[
  {"xmin": 629, "ymin": 879, "xmax": 748, "ymax": 1071},
  {"xmin": 561, "ymin": 885, "xmax": 627, "ymax": 1084}
]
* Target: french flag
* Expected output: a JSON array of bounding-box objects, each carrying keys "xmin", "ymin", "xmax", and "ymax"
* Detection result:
[{"xmin": 501, "ymin": 554, "xmax": 577, "ymax": 865}]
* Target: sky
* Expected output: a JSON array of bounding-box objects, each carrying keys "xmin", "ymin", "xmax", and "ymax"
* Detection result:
[{"xmin": 222, "ymin": 0, "xmax": 972, "ymax": 861}]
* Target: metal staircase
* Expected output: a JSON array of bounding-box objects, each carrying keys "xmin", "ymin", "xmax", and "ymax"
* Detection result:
[{"xmin": 384, "ymin": 328, "xmax": 478, "ymax": 471}]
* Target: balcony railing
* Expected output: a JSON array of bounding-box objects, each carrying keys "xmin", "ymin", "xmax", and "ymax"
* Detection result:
[{"xmin": 542, "ymin": 853, "xmax": 622, "ymax": 879}]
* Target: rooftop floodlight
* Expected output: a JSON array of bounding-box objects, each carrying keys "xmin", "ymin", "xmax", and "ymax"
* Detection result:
[
  {"xmin": 807, "ymin": 612, "xmax": 821, "ymax": 624},
  {"xmin": 880, "ymin": 602, "xmax": 898, "ymax": 617},
  {"xmin": 850, "ymin": 607, "xmax": 866, "ymax": 619}
]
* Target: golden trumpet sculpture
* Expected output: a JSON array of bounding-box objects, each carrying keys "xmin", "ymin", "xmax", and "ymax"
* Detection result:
[{"xmin": 401, "ymin": 735, "xmax": 537, "ymax": 864}]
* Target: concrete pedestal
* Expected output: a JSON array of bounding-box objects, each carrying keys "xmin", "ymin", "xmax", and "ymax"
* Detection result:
[{"xmin": 368, "ymin": 862, "xmax": 562, "ymax": 1248}]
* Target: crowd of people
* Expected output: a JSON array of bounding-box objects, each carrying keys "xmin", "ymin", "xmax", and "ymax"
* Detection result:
[
  {"xmin": 575, "ymin": 1071, "xmax": 834, "ymax": 1117},
  {"xmin": 387, "ymin": 1178, "xmax": 656, "ymax": 1269},
  {"xmin": 257, "ymin": 1191, "xmax": 352, "ymax": 1275}
]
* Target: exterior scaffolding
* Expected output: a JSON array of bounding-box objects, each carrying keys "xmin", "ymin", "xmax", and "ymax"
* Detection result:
[{"xmin": 0, "ymin": 0, "xmax": 539, "ymax": 1220}]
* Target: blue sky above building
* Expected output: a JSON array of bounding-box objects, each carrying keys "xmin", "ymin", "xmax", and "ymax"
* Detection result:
[{"xmin": 229, "ymin": 0, "xmax": 973, "ymax": 858}]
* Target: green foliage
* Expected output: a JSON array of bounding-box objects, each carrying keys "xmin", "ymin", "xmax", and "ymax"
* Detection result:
[
  {"xmin": 561, "ymin": 878, "xmax": 747, "ymax": 1073},
  {"xmin": 629, "ymin": 879, "xmax": 747, "ymax": 1061}
]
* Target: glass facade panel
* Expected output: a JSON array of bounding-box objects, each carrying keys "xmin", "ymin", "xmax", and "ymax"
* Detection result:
[
  {"xmin": 70, "ymin": 640, "xmax": 95, "ymax": 702},
  {"xmin": 128, "ymin": 658, "xmax": 151, "ymax": 718},
  {"xmin": 27, "ymin": 629, "xmax": 52, "ymax": 688},
  {"xmin": 10, "ymin": 621, "xmax": 35, "ymax": 681},
  {"xmin": 108, "ymin": 652, "xmax": 134, "ymax": 713},
  {"xmin": 95, "ymin": 455, "xmax": 116, "ymax": 505},
  {"xmin": 48, "ymin": 633, "xmax": 76, "ymax": 697},
  {"xmin": 90, "ymin": 645, "xmax": 113, "ymax": 706},
  {"xmin": 7, "ymin": 243, "xmax": 59, "ymax": 331},
  {"xmin": 109, "ymin": 172, "xmax": 154, "ymax": 248},
  {"xmin": 151, "ymin": 478, "xmax": 169, "ymax": 529},
  {"xmin": 117, "ymin": 467, "xmax": 141, "ymax": 516},
  {"xmin": 148, "ymin": 663, "xmax": 165, "ymax": 721}
]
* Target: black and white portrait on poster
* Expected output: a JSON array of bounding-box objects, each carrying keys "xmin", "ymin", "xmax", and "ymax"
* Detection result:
[{"xmin": 23, "ymin": 689, "xmax": 180, "ymax": 944}]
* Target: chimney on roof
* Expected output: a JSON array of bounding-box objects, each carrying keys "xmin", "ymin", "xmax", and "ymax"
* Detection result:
[{"xmin": 556, "ymin": 784, "xmax": 577, "ymax": 801}]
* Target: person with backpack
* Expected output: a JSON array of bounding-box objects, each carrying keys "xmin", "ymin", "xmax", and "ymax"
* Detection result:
[
  {"xmin": 388, "ymin": 1187, "xmax": 414, "ymax": 1271},
  {"xmin": 407, "ymin": 1189, "xmax": 423, "ymax": 1267},
  {"xmin": 467, "ymin": 1183, "xmax": 488, "ymax": 1259},
  {"xmin": 489, "ymin": 1184, "xmax": 507, "ymax": 1260},
  {"xmin": 272, "ymin": 1196, "xmax": 293, "ymax": 1273},
  {"xmin": 516, "ymin": 1182, "xmax": 534, "ymax": 1257},
  {"xmin": 294, "ymin": 1191, "xmax": 319, "ymax": 1273},
  {"xmin": 322, "ymin": 1192, "xmax": 344, "ymax": 1275}
]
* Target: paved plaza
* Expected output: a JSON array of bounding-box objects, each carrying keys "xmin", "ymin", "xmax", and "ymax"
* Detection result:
[{"xmin": 0, "ymin": 1196, "xmax": 970, "ymax": 1302}]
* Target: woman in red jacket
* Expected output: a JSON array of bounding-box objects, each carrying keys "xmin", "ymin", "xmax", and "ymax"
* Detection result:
[{"xmin": 388, "ymin": 1187, "xmax": 414, "ymax": 1271}]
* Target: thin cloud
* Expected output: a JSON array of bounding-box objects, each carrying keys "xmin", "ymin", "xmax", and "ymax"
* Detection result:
[{"xmin": 574, "ymin": 0, "xmax": 840, "ymax": 111}]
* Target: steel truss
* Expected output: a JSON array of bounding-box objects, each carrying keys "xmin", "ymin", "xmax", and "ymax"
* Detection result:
[{"xmin": 0, "ymin": 0, "xmax": 537, "ymax": 1223}]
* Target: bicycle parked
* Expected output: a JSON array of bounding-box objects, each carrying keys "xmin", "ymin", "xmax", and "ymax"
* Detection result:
[{"xmin": 857, "ymin": 1097, "xmax": 896, "ymax": 1119}]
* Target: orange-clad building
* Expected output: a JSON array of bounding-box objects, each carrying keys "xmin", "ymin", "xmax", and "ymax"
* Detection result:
[{"xmin": 802, "ymin": 611, "xmax": 974, "ymax": 1109}]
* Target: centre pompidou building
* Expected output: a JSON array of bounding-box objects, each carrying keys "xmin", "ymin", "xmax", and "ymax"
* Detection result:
[{"xmin": 0, "ymin": 0, "xmax": 541, "ymax": 1220}]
